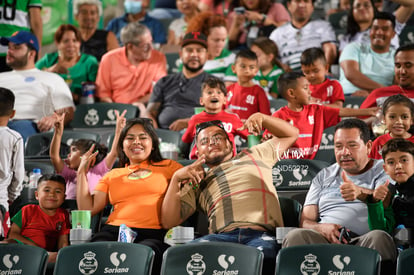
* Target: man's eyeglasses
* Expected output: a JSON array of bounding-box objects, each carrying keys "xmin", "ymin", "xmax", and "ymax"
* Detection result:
[{"xmin": 195, "ymin": 120, "xmax": 226, "ymax": 136}]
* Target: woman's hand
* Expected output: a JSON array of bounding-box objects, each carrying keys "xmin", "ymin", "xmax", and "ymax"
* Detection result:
[
  {"xmin": 78, "ymin": 144, "xmax": 98, "ymax": 174},
  {"xmin": 115, "ymin": 110, "xmax": 127, "ymax": 136},
  {"xmin": 244, "ymin": 10, "xmax": 264, "ymax": 23}
]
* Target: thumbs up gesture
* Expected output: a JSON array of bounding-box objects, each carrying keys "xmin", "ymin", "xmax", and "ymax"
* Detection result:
[{"xmin": 372, "ymin": 180, "xmax": 390, "ymax": 203}]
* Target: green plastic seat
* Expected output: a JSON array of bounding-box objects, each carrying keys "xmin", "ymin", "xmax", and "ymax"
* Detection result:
[
  {"xmin": 24, "ymin": 130, "xmax": 100, "ymax": 159},
  {"xmin": 397, "ymin": 247, "xmax": 414, "ymax": 275},
  {"xmin": 161, "ymin": 242, "xmax": 263, "ymax": 275},
  {"xmin": 276, "ymin": 244, "xmax": 381, "ymax": 275},
  {"xmin": 0, "ymin": 244, "xmax": 48, "ymax": 275},
  {"xmin": 279, "ymin": 197, "xmax": 302, "ymax": 227},
  {"xmin": 70, "ymin": 103, "xmax": 139, "ymax": 128},
  {"xmin": 54, "ymin": 242, "xmax": 154, "ymax": 275}
]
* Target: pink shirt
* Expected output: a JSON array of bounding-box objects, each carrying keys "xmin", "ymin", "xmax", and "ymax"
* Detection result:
[
  {"xmin": 61, "ymin": 158, "xmax": 109, "ymax": 199},
  {"xmin": 96, "ymin": 47, "xmax": 167, "ymax": 103}
]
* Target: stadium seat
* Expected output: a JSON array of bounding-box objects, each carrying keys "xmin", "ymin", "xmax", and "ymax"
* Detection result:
[
  {"xmin": 276, "ymin": 244, "xmax": 381, "ymax": 275},
  {"xmin": 161, "ymin": 242, "xmax": 263, "ymax": 275},
  {"xmin": 279, "ymin": 197, "xmax": 302, "ymax": 227},
  {"xmin": 269, "ymin": 98, "xmax": 288, "ymax": 114},
  {"xmin": 24, "ymin": 130, "xmax": 100, "ymax": 160},
  {"xmin": 273, "ymin": 159, "xmax": 330, "ymax": 204},
  {"xmin": 314, "ymin": 126, "xmax": 336, "ymax": 164},
  {"xmin": 397, "ymin": 247, "xmax": 414, "ymax": 275},
  {"xmin": 0, "ymin": 244, "xmax": 48, "ymax": 275},
  {"xmin": 70, "ymin": 103, "xmax": 139, "ymax": 128},
  {"xmin": 399, "ymin": 25, "xmax": 414, "ymax": 46},
  {"xmin": 165, "ymin": 52, "xmax": 180, "ymax": 74},
  {"xmin": 54, "ymin": 242, "xmax": 154, "ymax": 275},
  {"xmin": 344, "ymin": 96, "xmax": 366, "ymax": 109}
]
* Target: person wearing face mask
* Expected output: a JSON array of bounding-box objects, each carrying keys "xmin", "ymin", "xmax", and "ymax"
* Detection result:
[{"xmin": 106, "ymin": 0, "xmax": 167, "ymax": 46}]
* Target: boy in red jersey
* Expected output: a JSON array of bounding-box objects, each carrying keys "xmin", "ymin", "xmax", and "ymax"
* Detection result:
[
  {"xmin": 226, "ymin": 49, "xmax": 271, "ymax": 121},
  {"xmin": 301, "ymin": 47, "xmax": 344, "ymax": 108},
  {"xmin": 2, "ymin": 174, "xmax": 70, "ymax": 263},
  {"xmin": 264, "ymin": 72, "xmax": 377, "ymax": 159},
  {"xmin": 182, "ymin": 77, "xmax": 249, "ymax": 159}
]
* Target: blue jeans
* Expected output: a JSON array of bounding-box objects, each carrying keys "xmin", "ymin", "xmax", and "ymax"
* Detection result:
[
  {"xmin": 8, "ymin": 120, "xmax": 38, "ymax": 143},
  {"xmin": 191, "ymin": 228, "xmax": 279, "ymax": 274},
  {"xmin": 148, "ymin": 8, "xmax": 182, "ymax": 19}
]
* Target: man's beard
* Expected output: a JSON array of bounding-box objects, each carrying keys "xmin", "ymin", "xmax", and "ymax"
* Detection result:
[
  {"xmin": 183, "ymin": 61, "xmax": 203, "ymax": 73},
  {"xmin": 7, "ymin": 52, "xmax": 29, "ymax": 69}
]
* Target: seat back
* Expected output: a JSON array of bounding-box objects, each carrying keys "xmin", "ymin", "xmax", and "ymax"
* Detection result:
[
  {"xmin": 313, "ymin": 126, "xmax": 336, "ymax": 164},
  {"xmin": 273, "ymin": 159, "xmax": 329, "ymax": 204},
  {"xmin": 161, "ymin": 242, "xmax": 263, "ymax": 275},
  {"xmin": 25, "ymin": 131, "xmax": 100, "ymax": 159},
  {"xmin": 54, "ymin": 242, "xmax": 154, "ymax": 275},
  {"xmin": 397, "ymin": 247, "xmax": 414, "ymax": 275},
  {"xmin": 269, "ymin": 98, "xmax": 288, "ymax": 114},
  {"xmin": 399, "ymin": 25, "xmax": 414, "ymax": 46},
  {"xmin": 165, "ymin": 52, "xmax": 180, "ymax": 74},
  {"xmin": 276, "ymin": 244, "xmax": 381, "ymax": 275},
  {"xmin": 70, "ymin": 103, "xmax": 139, "ymax": 128},
  {"xmin": 344, "ymin": 96, "xmax": 366, "ymax": 109},
  {"xmin": 278, "ymin": 197, "xmax": 302, "ymax": 227},
  {"xmin": 0, "ymin": 244, "xmax": 48, "ymax": 275}
]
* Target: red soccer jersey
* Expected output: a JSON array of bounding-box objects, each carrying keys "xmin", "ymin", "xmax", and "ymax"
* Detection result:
[
  {"xmin": 226, "ymin": 83, "xmax": 271, "ymax": 121},
  {"xmin": 11, "ymin": 204, "xmax": 70, "ymax": 251},
  {"xmin": 361, "ymin": 85, "xmax": 414, "ymax": 109},
  {"xmin": 182, "ymin": 110, "xmax": 249, "ymax": 159},
  {"xmin": 310, "ymin": 78, "xmax": 345, "ymax": 105},
  {"xmin": 269, "ymin": 104, "xmax": 340, "ymax": 159},
  {"xmin": 370, "ymin": 133, "xmax": 414, "ymax": 159}
]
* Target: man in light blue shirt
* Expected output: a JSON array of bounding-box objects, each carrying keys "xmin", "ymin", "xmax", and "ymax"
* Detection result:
[{"xmin": 339, "ymin": 12, "xmax": 396, "ymax": 96}]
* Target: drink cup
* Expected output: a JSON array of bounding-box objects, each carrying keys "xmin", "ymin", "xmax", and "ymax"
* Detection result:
[
  {"xmin": 194, "ymin": 107, "xmax": 205, "ymax": 114},
  {"xmin": 248, "ymin": 134, "xmax": 262, "ymax": 148},
  {"xmin": 71, "ymin": 210, "xmax": 91, "ymax": 229}
]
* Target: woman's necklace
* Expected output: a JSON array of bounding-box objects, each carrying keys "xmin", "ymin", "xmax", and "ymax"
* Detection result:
[{"xmin": 127, "ymin": 163, "xmax": 152, "ymax": 180}]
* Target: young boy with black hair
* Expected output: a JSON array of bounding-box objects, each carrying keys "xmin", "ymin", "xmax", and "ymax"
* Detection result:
[
  {"xmin": 264, "ymin": 72, "xmax": 377, "ymax": 159},
  {"xmin": 367, "ymin": 138, "xmax": 414, "ymax": 236},
  {"xmin": 301, "ymin": 47, "xmax": 344, "ymax": 108},
  {"xmin": 0, "ymin": 87, "xmax": 24, "ymax": 239},
  {"xmin": 226, "ymin": 49, "xmax": 271, "ymax": 121},
  {"xmin": 2, "ymin": 174, "xmax": 70, "ymax": 262},
  {"xmin": 182, "ymin": 77, "xmax": 249, "ymax": 159}
]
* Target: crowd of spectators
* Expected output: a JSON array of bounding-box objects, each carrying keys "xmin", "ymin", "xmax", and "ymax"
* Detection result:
[{"xmin": 2, "ymin": 0, "xmax": 414, "ymax": 274}]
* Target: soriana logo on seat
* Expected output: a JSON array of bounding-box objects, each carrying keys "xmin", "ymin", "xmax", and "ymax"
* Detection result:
[
  {"xmin": 186, "ymin": 253, "xmax": 239, "ymax": 275},
  {"xmin": 78, "ymin": 251, "xmax": 129, "ymax": 274},
  {"xmin": 1, "ymin": 254, "xmax": 22, "ymax": 274}
]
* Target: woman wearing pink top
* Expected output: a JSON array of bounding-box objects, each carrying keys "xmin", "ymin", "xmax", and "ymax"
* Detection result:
[{"xmin": 228, "ymin": 0, "xmax": 290, "ymax": 49}]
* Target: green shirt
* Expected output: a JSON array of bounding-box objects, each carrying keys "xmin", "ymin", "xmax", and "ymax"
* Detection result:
[
  {"xmin": 35, "ymin": 52, "xmax": 99, "ymax": 96},
  {"xmin": 225, "ymin": 64, "xmax": 284, "ymax": 97}
]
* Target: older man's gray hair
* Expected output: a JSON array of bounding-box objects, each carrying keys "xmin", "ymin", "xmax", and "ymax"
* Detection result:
[
  {"xmin": 120, "ymin": 22, "xmax": 150, "ymax": 45},
  {"xmin": 73, "ymin": 0, "xmax": 103, "ymax": 16}
]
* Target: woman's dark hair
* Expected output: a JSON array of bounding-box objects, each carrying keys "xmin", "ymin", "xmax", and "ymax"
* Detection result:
[
  {"xmin": 213, "ymin": 0, "xmax": 239, "ymax": 13},
  {"xmin": 71, "ymin": 139, "xmax": 108, "ymax": 166},
  {"xmin": 346, "ymin": 0, "xmax": 378, "ymax": 37},
  {"xmin": 117, "ymin": 118, "xmax": 164, "ymax": 167},
  {"xmin": 186, "ymin": 11, "xmax": 227, "ymax": 37},
  {"xmin": 252, "ymin": 37, "xmax": 284, "ymax": 68},
  {"xmin": 54, "ymin": 24, "xmax": 82, "ymax": 43},
  {"xmin": 241, "ymin": 0, "xmax": 271, "ymax": 13},
  {"xmin": 382, "ymin": 94, "xmax": 414, "ymax": 117}
]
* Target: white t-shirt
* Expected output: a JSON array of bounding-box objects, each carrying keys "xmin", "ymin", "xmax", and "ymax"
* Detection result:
[
  {"xmin": 305, "ymin": 159, "xmax": 391, "ymax": 236},
  {"xmin": 0, "ymin": 68, "xmax": 74, "ymax": 121},
  {"xmin": 269, "ymin": 20, "xmax": 337, "ymax": 71}
]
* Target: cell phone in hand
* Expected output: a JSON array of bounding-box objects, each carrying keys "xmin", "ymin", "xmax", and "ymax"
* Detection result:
[
  {"xmin": 339, "ymin": 227, "xmax": 351, "ymax": 244},
  {"xmin": 234, "ymin": 7, "xmax": 245, "ymax": 14}
]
